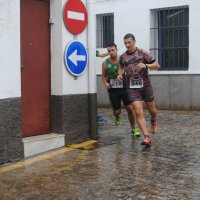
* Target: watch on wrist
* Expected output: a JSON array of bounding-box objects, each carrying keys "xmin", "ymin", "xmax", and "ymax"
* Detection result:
[{"xmin": 145, "ymin": 64, "xmax": 148, "ymax": 69}]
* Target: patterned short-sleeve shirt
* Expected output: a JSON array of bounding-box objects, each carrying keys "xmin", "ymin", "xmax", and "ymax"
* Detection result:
[{"xmin": 120, "ymin": 47, "xmax": 155, "ymax": 88}]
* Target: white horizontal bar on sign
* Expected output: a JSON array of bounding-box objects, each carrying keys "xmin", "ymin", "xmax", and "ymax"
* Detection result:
[{"xmin": 67, "ymin": 11, "xmax": 84, "ymax": 21}]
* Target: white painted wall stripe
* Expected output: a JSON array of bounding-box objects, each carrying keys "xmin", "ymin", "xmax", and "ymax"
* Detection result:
[{"xmin": 67, "ymin": 11, "xmax": 84, "ymax": 21}]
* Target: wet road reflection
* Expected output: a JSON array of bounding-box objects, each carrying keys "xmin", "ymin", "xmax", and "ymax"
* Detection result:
[{"xmin": 0, "ymin": 109, "xmax": 200, "ymax": 200}]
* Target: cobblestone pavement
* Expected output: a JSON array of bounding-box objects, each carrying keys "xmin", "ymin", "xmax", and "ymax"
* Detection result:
[{"xmin": 0, "ymin": 109, "xmax": 200, "ymax": 200}]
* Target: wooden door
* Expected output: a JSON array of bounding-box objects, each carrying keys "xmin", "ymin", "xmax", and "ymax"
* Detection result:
[{"xmin": 21, "ymin": 0, "xmax": 50, "ymax": 137}]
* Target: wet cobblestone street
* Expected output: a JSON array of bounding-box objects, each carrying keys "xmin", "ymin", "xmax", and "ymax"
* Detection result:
[{"xmin": 0, "ymin": 109, "xmax": 200, "ymax": 200}]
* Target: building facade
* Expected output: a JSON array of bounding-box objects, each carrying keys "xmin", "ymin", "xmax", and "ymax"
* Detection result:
[
  {"xmin": 1, "ymin": 0, "xmax": 200, "ymax": 165},
  {"xmin": 95, "ymin": 0, "xmax": 200, "ymax": 110},
  {"xmin": 0, "ymin": 0, "xmax": 97, "ymax": 165}
]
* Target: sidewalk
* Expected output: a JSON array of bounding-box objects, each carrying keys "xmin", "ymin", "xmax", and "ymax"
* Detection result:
[{"xmin": 0, "ymin": 109, "xmax": 200, "ymax": 200}]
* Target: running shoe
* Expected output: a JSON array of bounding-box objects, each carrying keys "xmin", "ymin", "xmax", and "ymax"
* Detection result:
[
  {"xmin": 132, "ymin": 129, "xmax": 140, "ymax": 137},
  {"xmin": 141, "ymin": 136, "xmax": 151, "ymax": 146},
  {"xmin": 114, "ymin": 116, "xmax": 122, "ymax": 125},
  {"xmin": 150, "ymin": 120, "xmax": 158, "ymax": 133}
]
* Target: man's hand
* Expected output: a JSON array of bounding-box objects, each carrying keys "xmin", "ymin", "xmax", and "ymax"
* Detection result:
[
  {"xmin": 117, "ymin": 74, "xmax": 123, "ymax": 81},
  {"xmin": 105, "ymin": 82, "xmax": 110, "ymax": 90},
  {"xmin": 137, "ymin": 63, "xmax": 146, "ymax": 70}
]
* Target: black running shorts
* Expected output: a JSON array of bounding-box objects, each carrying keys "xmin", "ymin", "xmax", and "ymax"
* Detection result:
[{"xmin": 108, "ymin": 89, "xmax": 132, "ymax": 110}]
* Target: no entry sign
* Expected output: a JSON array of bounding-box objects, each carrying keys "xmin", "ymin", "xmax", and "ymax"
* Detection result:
[{"xmin": 63, "ymin": 0, "xmax": 88, "ymax": 35}]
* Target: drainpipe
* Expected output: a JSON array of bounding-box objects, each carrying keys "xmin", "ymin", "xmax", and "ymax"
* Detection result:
[{"xmin": 86, "ymin": 0, "xmax": 98, "ymax": 139}]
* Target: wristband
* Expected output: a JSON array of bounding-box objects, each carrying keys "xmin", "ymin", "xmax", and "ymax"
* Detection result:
[{"xmin": 96, "ymin": 50, "xmax": 99, "ymax": 57}]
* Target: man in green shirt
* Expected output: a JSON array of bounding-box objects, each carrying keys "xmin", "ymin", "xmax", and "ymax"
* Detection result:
[{"xmin": 102, "ymin": 43, "xmax": 140, "ymax": 137}]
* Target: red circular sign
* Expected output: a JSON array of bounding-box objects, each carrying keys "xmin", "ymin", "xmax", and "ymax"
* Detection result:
[{"xmin": 63, "ymin": 0, "xmax": 88, "ymax": 35}]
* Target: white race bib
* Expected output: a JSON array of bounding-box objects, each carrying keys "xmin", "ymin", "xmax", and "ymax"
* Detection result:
[
  {"xmin": 130, "ymin": 77, "xmax": 143, "ymax": 88},
  {"xmin": 110, "ymin": 79, "xmax": 123, "ymax": 88}
]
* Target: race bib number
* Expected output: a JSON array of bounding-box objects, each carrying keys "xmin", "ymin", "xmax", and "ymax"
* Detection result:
[
  {"xmin": 110, "ymin": 79, "xmax": 123, "ymax": 88},
  {"xmin": 130, "ymin": 78, "xmax": 143, "ymax": 88}
]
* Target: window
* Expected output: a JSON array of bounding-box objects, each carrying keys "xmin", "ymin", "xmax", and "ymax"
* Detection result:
[
  {"xmin": 96, "ymin": 13, "xmax": 114, "ymax": 48},
  {"xmin": 150, "ymin": 6, "xmax": 189, "ymax": 70}
]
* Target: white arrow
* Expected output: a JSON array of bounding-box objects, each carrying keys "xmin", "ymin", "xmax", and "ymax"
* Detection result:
[{"xmin": 68, "ymin": 49, "xmax": 86, "ymax": 66}]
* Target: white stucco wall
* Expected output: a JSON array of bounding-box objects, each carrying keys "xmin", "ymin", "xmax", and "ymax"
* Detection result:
[
  {"xmin": 0, "ymin": 0, "xmax": 96, "ymax": 99},
  {"xmin": 0, "ymin": 0, "xmax": 21, "ymax": 99},
  {"xmin": 2, "ymin": 0, "xmax": 198, "ymax": 99},
  {"xmin": 94, "ymin": 0, "xmax": 200, "ymax": 75},
  {"xmin": 51, "ymin": 0, "xmax": 96, "ymax": 95},
  {"xmin": 50, "ymin": 0, "xmax": 63, "ymax": 95}
]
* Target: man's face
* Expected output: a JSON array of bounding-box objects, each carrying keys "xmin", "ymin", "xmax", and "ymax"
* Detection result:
[
  {"xmin": 124, "ymin": 38, "xmax": 135, "ymax": 52},
  {"xmin": 107, "ymin": 46, "xmax": 118, "ymax": 58}
]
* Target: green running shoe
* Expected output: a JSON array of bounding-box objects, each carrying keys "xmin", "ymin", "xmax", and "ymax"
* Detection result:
[
  {"xmin": 114, "ymin": 116, "xmax": 122, "ymax": 125},
  {"xmin": 132, "ymin": 128, "xmax": 140, "ymax": 137}
]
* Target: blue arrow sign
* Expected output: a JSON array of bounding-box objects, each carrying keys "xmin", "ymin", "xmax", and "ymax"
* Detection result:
[{"xmin": 64, "ymin": 40, "xmax": 88, "ymax": 76}]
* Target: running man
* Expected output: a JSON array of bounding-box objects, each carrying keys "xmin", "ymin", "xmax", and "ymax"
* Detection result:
[
  {"xmin": 102, "ymin": 43, "xmax": 140, "ymax": 137},
  {"xmin": 118, "ymin": 33, "xmax": 160, "ymax": 146}
]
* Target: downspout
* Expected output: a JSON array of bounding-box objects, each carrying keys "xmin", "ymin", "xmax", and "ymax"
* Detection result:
[{"xmin": 86, "ymin": 0, "xmax": 98, "ymax": 139}]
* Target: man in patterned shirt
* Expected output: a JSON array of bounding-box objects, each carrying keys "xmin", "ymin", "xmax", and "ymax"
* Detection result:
[{"xmin": 118, "ymin": 33, "xmax": 160, "ymax": 146}]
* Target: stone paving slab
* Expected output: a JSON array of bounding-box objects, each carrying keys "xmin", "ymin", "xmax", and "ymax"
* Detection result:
[{"xmin": 0, "ymin": 109, "xmax": 200, "ymax": 200}]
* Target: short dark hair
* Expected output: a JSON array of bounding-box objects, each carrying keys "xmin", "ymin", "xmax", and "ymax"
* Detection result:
[
  {"xmin": 106, "ymin": 43, "xmax": 117, "ymax": 48},
  {"xmin": 124, "ymin": 33, "xmax": 135, "ymax": 41}
]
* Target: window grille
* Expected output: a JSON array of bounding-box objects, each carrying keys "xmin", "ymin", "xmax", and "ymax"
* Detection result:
[
  {"xmin": 96, "ymin": 13, "xmax": 114, "ymax": 48},
  {"xmin": 150, "ymin": 6, "xmax": 189, "ymax": 70}
]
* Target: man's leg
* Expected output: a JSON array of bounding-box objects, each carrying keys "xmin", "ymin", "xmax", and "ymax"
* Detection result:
[
  {"xmin": 143, "ymin": 85, "xmax": 158, "ymax": 133},
  {"xmin": 122, "ymin": 89, "xmax": 139, "ymax": 135},
  {"xmin": 146, "ymin": 101, "xmax": 157, "ymax": 121},
  {"xmin": 124, "ymin": 104, "xmax": 135, "ymax": 129},
  {"xmin": 132, "ymin": 101, "xmax": 151, "ymax": 145},
  {"xmin": 146, "ymin": 101, "xmax": 158, "ymax": 133},
  {"xmin": 109, "ymin": 91, "xmax": 122, "ymax": 125},
  {"xmin": 113, "ymin": 109, "xmax": 122, "ymax": 125},
  {"xmin": 124, "ymin": 104, "xmax": 140, "ymax": 137},
  {"xmin": 113, "ymin": 109, "xmax": 121, "ymax": 117}
]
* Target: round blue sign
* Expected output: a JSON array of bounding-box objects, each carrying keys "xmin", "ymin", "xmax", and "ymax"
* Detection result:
[{"xmin": 64, "ymin": 40, "xmax": 88, "ymax": 76}]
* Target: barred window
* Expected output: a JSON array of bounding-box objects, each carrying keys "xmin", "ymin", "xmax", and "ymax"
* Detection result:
[
  {"xmin": 150, "ymin": 6, "xmax": 189, "ymax": 70},
  {"xmin": 96, "ymin": 13, "xmax": 114, "ymax": 48}
]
